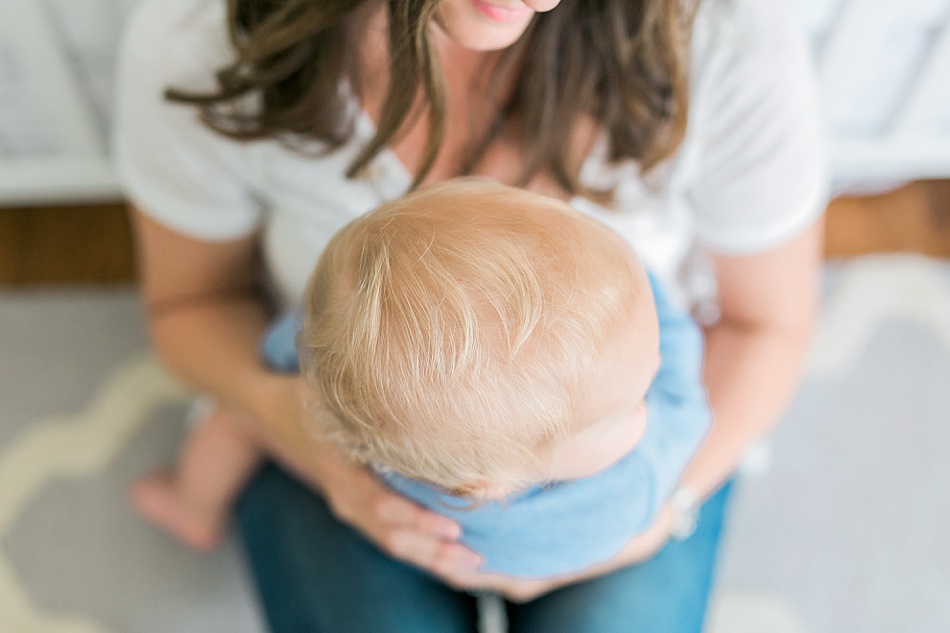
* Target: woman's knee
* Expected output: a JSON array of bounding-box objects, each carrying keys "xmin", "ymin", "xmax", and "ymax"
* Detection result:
[{"xmin": 236, "ymin": 465, "xmax": 479, "ymax": 633}]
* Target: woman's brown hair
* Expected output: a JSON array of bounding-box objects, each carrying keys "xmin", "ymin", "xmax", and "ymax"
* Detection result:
[{"xmin": 167, "ymin": 0, "xmax": 698, "ymax": 198}]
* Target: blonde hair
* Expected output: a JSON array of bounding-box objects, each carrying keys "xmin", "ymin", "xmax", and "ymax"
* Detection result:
[{"xmin": 300, "ymin": 180, "xmax": 643, "ymax": 492}]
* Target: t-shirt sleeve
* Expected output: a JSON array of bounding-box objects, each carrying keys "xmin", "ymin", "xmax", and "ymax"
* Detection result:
[
  {"xmin": 113, "ymin": 0, "xmax": 261, "ymax": 241},
  {"xmin": 685, "ymin": 0, "xmax": 830, "ymax": 255}
]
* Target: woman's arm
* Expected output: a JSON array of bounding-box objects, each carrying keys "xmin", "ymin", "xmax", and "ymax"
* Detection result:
[
  {"xmin": 682, "ymin": 215, "xmax": 825, "ymax": 499},
  {"xmin": 132, "ymin": 208, "xmax": 299, "ymax": 458},
  {"xmin": 133, "ymin": 208, "xmax": 391, "ymax": 486},
  {"xmin": 132, "ymin": 208, "xmax": 477, "ymax": 569}
]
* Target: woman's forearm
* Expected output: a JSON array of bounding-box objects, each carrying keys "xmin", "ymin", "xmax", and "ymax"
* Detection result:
[
  {"xmin": 149, "ymin": 293, "xmax": 275, "ymax": 418},
  {"xmin": 131, "ymin": 210, "xmax": 305, "ymax": 451},
  {"xmin": 680, "ymin": 312, "xmax": 815, "ymax": 501},
  {"xmin": 679, "ymin": 218, "xmax": 825, "ymax": 501},
  {"xmin": 146, "ymin": 293, "xmax": 332, "ymax": 480}
]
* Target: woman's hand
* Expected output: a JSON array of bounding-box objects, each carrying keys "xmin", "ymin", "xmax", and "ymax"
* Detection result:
[
  {"xmin": 316, "ymin": 449, "xmax": 485, "ymax": 575},
  {"xmin": 431, "ymin": 505, "xmax": 675, "ymax": 602},
  {"xmin": 248, "ymin": 375, "xmax": 485, "ymax": 576}
]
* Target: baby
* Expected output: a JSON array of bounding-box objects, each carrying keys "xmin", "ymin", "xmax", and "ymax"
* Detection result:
[{"xmin": 133, "ymin": 179, "xmax": 710, "ymax": 578}]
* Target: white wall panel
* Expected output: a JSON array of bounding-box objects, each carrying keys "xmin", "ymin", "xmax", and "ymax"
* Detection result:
[{"xmin": 0, "ymin": 0, "xmax": 125, "ymax": 204}]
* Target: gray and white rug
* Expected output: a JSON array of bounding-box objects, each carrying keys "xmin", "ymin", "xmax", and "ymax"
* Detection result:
[{"xmin": 1, "ymin": 254, "xmax": 949, "ymax": 633}]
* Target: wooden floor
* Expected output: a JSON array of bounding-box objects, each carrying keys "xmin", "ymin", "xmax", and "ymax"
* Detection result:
[
  {"xmin": 824, "ymin": 180, "xmax": 950, "ymax": 258},
  {"xmin": 1, "ymin": 180, "xmax": 949, "ymax": 286},
  {"xmin": 0, "ymin": 203, "xmax": 135, "ymax": 285}
]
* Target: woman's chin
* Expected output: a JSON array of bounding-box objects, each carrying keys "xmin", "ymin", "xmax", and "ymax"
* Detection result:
[{"xmin": 448, "ymin": 29, "xmax": 528, "ymax": 51}]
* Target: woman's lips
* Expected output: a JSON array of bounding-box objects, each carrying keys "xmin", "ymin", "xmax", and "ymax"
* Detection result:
[{"xmin": 471, "ymin": 0, "xmax": 532, "ymax": 22}]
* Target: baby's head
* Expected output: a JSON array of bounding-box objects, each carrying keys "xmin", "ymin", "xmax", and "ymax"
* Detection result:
[{"xmin": 300, "ymin": 179, "xmax": 659, "ymax": 497}]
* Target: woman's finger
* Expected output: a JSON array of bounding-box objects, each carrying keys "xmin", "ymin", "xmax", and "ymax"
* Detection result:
[
  {"xmin": 412, "ymin": 506, "xmax": 463, "ymax": 540},
  {"xmin": 356, "ymin": 467, "xmax": 461, "ymax": 538},
  {"xmin": 382, "ymin": 527, "xmax": 482, "ymax": 571},
  {"xmin": 361, "ymin": 471, "xmax": 461, "ymax": 540}
]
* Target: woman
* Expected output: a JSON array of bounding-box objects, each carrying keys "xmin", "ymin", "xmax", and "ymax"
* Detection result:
[{"xmin": 115, "ymin": 0, "xmax": 827, "ymax": 630}]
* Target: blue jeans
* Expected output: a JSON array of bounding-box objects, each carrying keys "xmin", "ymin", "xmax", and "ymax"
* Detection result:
[{"xmin": 236, "ymin": 465, "xmax": 734, "ymax": 633}]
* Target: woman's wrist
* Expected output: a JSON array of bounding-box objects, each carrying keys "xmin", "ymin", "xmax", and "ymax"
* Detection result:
[
  {"xmin": 571, "ymin": 505, "xmax": 675, "ymax": 583},
  {"xmin": 667, "ymin": 486, "xmax": 700, "ymax": 541},
  {"xmin": 256, "ymin": 373, "xmax": 376, "ymax": 499},
  {"xmin": 242, "ymin": 373, "xmax": 333, "ymax": 487}
]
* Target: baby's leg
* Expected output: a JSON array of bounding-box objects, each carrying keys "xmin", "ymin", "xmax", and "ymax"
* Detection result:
[{"xmin": 131, "ymin": 403, "xmax": 263, "ymax": 551}]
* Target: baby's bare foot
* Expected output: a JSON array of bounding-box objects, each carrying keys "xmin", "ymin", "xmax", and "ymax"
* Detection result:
[{"xmin": 130, "ymin": 472, "xmax": 223, "ymax": 551}]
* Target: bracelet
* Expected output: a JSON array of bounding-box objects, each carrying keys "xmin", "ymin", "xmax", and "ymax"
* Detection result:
[{"xmin": 668, "ymin": 486, "xmax": 700, "ymax": 541}]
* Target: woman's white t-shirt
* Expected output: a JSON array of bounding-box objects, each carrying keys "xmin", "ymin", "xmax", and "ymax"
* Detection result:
[{"xmin": 114, "ymin": 0, "xmax": 828, "ymax": 313}]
